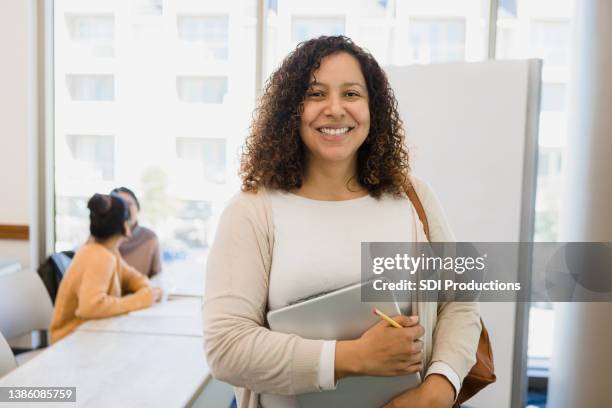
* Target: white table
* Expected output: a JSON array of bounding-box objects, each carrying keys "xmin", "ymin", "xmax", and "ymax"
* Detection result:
[
  {"xmin": 155, "ymin": 260, "xmax": 205, "ymax": 298},
  {"xmin": 78, "ymin": 298, "xmax": 202, "ymax": 337},
  {"xmin": 0, "ymin": 258, "xmax": 20, "ymax": 276},
  {"xmin": 0, "ymin": 331, "xmax": 210, "ymax": 408}
]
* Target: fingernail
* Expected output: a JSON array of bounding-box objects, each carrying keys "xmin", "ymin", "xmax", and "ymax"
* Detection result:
[{"xmin": 410, "ymin": 315, "xmax": 419, "ymax": 323}]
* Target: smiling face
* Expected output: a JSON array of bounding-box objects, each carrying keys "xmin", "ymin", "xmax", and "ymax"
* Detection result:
[{"xmin": 299, "ymin": 52, "xmax": 370, "ymax": 168}]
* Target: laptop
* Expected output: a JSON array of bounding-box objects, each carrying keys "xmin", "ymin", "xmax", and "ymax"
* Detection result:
[{"xmin": 267, "ymin": 280, "xmax": 421, "ymax": 408}]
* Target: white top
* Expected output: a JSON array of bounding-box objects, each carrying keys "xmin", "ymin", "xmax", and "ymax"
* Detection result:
[{"xmin": 261, "ymin": 191, "xmax": 459, "ymax": 407}]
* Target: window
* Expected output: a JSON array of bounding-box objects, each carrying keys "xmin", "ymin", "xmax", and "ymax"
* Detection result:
[
  {"xmin": 537, "ymin": 148, "xmax": 563, "ymax": 179},
  {"xmin": 176, "ymin": 137, "xmax": 226, "ymax": 184},
  {"xmin": 291, "ymin": 17, "xmax": 345, "ymax": 44},
  {"xmin": 173, "ymin": 200, "xmax": 213, "ymax": 249},
  {"xmin": 66, "ymin": 75, "xmax": 114, "ymax": 101},
  {"xmin": 65, "ymin": 135, "xmax": 115, "ymax": 181},
  {"xmin": 496, "ymin": 5, "xmax": 573, "ymax": 243},
  {"xmin": 408, "ymin": 19, "xmax": 466, "ymax": 63},
  {"xmin": 496, "ymin": 1, "xmax": 576, "ymax": 404},
  {"xmin": 55, "ymin": 196, "xmax": 90, "ymax": 250},
  {"xmin": 541, "ymin": 83, "xmax": 566, "ymax": 112},
  {"xmin": 530, "ymin": 20, "xmax": 570, "ymax": 66},
  {"xmin": 65, "ymin": 15, "xmax": 114, "ymax": 57},
  {"xmin": 54, "ymin": 0, "xmax": 257, "ymax": 264},
  {"xmin": 176, "ymin": 76, "xmax": 228, "ymax": 104},
  {"xmin": 359, "ymin": 0, "xmax": 393, "ymax": 19},
  {"xmin": 132, "ymin": 0, "xmax": 163, "ymax": 16},
  {"xmin": 265, "ymin": 1, "xmax": 486, "ymax": 77},
  {"xmin": 177, "ymin": 15, "xmax": 229, "ymax": 60}
]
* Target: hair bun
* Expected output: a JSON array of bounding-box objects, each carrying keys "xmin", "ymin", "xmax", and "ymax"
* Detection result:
[{"xmin": 87, "ymin": 193, "xmax": 112, "ymax": 215}]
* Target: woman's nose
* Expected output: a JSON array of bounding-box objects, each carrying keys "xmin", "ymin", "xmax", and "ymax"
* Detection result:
[{"xmin": 323, "ymin": 94, "xmax": 346, "ymax": 117}]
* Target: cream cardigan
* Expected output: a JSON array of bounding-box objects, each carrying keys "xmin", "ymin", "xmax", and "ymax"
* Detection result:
[{"xmin": 203, "ymin": 177, "xmax": 481, "ymax": 408}]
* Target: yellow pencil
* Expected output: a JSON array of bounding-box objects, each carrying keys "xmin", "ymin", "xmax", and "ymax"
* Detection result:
[{"xmin": 373, "ymin": 308, "xmax": 403, "ymax": 328}]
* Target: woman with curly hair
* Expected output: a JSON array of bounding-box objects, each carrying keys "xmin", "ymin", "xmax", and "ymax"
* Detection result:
[{"xmin": 203, "ymin": 36, "xmax": 480, "ymax": 408}]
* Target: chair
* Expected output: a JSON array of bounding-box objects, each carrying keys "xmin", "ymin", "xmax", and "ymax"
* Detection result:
[
  {"xmin": 0, "ymin": 332, "xmax": 17, "ymax": 378},
  {"xmin": 0, "ymin": 269, "xmax": 54, "ymax": 365},
  {"xmin": 37, "ymin": 251, "xmax": 74, "ymax": 304}
]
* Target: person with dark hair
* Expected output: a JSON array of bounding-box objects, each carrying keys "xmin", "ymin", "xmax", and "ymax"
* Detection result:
[
  {"xmin": 203, "ymin": 36, "xmax": 481, "ymax": 408},
  {"xmin": 111, "ymin": 186, "xmax": 162, "ymax": 278},
  {"xmin": 50, "ymin": 193, "xmax": 163, "ymax": 343}
]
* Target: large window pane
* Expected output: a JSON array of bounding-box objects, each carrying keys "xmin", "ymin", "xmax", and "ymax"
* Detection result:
[
  {"xmin": 131, "ymin": 0, "xmax": 163, "ymax": 17},
  {"xmin": 530, "ymin": 20, "xmax": 570, "ymax": 67},
  {"xmin": 265, "ymin": 0, "xmax": 488, "ymax": 77},
  {"xmin": 65, "ymin": 14, "xmax": 114, "ymax": 57},
  {"xmin": 496, "ymin": 0, "xmax": 576, "ymax": 404},
  {"xmin": 66, "ymin": 74, "xmax": 114, "ymax": 101},
  {"xmin": 177, "ymin": 15, "xmax": 229, "ymax": 60},
  {"xmin": 54, "ymin": 1, "xmax": 257, "ymax": 270},
  {"xmin": 408, "ymin": 18, "xmax": 466, "ymax": 63},
  {"xmin": 65, "ymin": 134, "xmax": 115, "ymax": 181},
  {"xmin": 291, "ymin": 17, "xmax": 345, "ymax": 44}
]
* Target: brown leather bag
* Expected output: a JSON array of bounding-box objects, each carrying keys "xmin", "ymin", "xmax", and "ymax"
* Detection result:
[{"xmin": 404, "ymin": 182, "xmax": 496, "ymax": 406}]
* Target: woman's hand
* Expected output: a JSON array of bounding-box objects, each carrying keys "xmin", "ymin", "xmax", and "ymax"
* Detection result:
[
  {"xmin": 335, "ymin": 315, "xmax": 424, "ymax": 380},
  {"xmin": 151, "ymin": 287, "xmax": 163, "ymax": 302},
  {"xmin": 382, "ymin": 374, "xmax": 455, "ymax": 408}
]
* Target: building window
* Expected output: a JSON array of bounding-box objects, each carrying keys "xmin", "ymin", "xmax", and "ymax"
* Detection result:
[
  {"xmin": 65, "ymin": 135, "xmax": 115, "ymax": 181},
  {"xmin": 291, "ymin": 17, "xmax": 345, "ymax": 44},
  {"xmin": 66, "ymin": 75, "xmax": 114, "ymax": 101},
  {"xmin": 177, "ymin": 15, "xmax": 229, "ymax": 60},
  {"xmin": 176, "ymin": 76, "xmax": 228, "ymax": 104},
  {"xmin": 65, "ymin": 14, "xmax": 114, "ymax": 57},
  {"xmin": 530, "ymin": 20, "xmax": 570, "ymax": 67},
  {"xmin": 132, "ymin": 0, "xmax": 163, "ymax": 16},
  {"xmin": 408, "ymin": 18, "xmax": 466, "ymax": 63},
  {"xmin": 176, "ymin": 137, "xmax": 226, "ymax": 184},
  {"xmin": 55, "ymin": 196, "xmax": 90, "ymax": 250},
  {"xmin": 173, "ymin": 200, "xmax": 213, "ymax": 249},
  {"xmin": 541, "ymin": 83, "xmax": 566, "ymax": 112}
]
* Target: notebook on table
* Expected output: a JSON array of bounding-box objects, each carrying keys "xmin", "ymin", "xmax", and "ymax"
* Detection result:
[{"xmin": 267, "ymin": 280, "xmax": 421, "ymax": 408}]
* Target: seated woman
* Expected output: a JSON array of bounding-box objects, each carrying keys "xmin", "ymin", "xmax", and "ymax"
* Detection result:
[
  {"xmin": 111, "ymin": 187, "xmax": 161, "ymax": 278},
  {"xmin": 50, "ymin": 193, "xmax": 163, "ymax": 343}
]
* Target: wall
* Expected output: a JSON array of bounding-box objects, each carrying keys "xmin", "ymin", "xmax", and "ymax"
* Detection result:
[{"xmin": 0, "ymin": 0, "xmax": 35, "ymax": 268}]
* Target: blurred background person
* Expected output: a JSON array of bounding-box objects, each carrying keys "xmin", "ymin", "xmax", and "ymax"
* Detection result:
[
  {"xmin": 111, "ymin": 187, "xmax": 162, "ymax": 278},
  {"xmin": 50, "ymin": 193, "xmax": 163, "ymax": 343}
]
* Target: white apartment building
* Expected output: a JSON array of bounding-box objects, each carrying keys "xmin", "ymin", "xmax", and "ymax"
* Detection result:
[{"xmin": 54, "ymin": 0, "xmax": 573, "ymax": 255}]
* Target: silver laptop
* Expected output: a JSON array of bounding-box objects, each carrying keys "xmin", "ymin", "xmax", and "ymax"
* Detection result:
[{"xmin": 267, "ymin": 280, "xmax": 421, "ymax": 408}]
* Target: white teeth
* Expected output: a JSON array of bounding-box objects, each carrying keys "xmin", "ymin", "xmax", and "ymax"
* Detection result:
[{"xmin": 319, "ymin": 127, "xmax": 351, "ymax": 135}]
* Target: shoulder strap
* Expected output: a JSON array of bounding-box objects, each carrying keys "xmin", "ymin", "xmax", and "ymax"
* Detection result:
[{"xmin": 404, "ymin": 181, "xmax": 430, "ymax": 241}]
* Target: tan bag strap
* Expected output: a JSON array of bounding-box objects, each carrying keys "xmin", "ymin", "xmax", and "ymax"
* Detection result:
[
  {"xmin": 404, "ymin": 181, "xmax": 430, "ymax": 241},
  {"xmin": 404, "ymin": 178, "xmax": 496, "ymax": 405}
]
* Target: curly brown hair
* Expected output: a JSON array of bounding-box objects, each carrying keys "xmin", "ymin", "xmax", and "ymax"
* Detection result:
[{"xmin": 240, "ymin": 35, "xmax": 410, "ymax": 198}]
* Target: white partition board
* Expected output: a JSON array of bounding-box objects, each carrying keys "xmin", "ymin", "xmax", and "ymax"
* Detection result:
[{"xmin": 386, "ymin": 59, "xmax": 541, "ymax": 408}]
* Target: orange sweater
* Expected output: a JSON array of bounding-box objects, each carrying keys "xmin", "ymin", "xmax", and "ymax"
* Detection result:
[{"xmin": 50, "ymin": 242, "xmax": 154, "ymax": 343}]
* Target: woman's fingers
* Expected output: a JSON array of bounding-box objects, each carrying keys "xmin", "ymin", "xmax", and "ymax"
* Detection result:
[
  {"xmin": 390, "ymin": 315, "xmax": 418, "ymax": 327},
  {"xmin": 395, "ymin": 324, "xmax": 424, "ymax": 344},
  {"xmin": 409, "ymin": 339, "xmax": 424, "ymax": 354},
  {"xmin": 403, "ymin": 351, "xmax": 424, "ymax": 365},
  {"xmin": 398, "ymin": 361, "xmax": 423, "ymax": 375}
]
